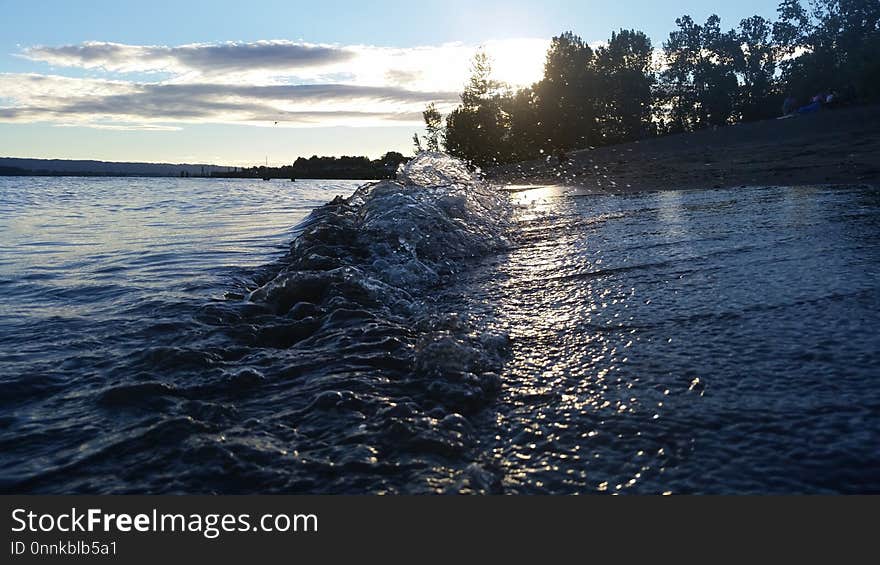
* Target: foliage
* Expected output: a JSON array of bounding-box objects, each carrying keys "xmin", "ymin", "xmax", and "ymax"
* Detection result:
[
  {"xmin": 736, "ymin": 15, "xmax": 778, "ymax": 121},
  {"xmin": 659, "ymin": 15, "xmax": 741, "ymax": 131},
  {"xmin": 213, "ymin": 152, "xmax": 409, "ymax": 180},
  {"xmin": 421, "ymin": 103, "xmax": 443, "ymax": 151},
  {"xmin": 533, "ymin": 32, "xmax": 598, "ymax": 153},
  {"xmin": 774, "ymin": 0, "xmax": 880, "ymax": 100},
  {"xmin": 416, "ymin": 0, "xmax": 880, "ymax": 166},
  {"xmin": 595, "ymin": 29, "xmax": 657, "ymax": 143},
  {"xmin": 443, "ymin": 50, "xmax": 512, "ymax": 167}
]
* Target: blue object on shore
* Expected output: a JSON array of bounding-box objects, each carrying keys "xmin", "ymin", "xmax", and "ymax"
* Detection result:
[{"xmin": 797, "ymin": 101, "xmax": 821, "ymax": 114}]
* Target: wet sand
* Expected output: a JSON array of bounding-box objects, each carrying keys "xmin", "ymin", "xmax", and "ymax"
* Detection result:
[{"xmin": 490, "ymin": 104, "xmax": 880, "ymax": 192}]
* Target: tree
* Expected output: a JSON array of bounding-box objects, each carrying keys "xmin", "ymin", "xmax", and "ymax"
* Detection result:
[
  {"xmin": 443, "ymin": 49, "xmax": 511, "ymax": 167},
  {"xmin": 379, "ymin": 151, "xmax": 407, "ymax": 169},
  {"xmin": 595, "ymin": 29, "xmax": 657, "ymax": 143},
  {"xmin": 736, "ymin": 15, "xmax": 778, "ymax": 121},
  {"xmin": 502, "ymin": 87, "xmax": 543, "ymax": 161},
  {"xmin": 659, "ymin": 15, "xmax": 704, "ymax": 132},
  {"xmin": 774, "ymin": 0, "xmax": 880, "ymax": 100},
  {"xmin": 772, "ymin": 0, "xmax": 810, "ymax": 54},
  {"xmin": 421, "ymin": 102, "xmax": 443, "ymax": 151},
  {"xmin": 461, "ymin": 50, "xmax": 501, "ymax": 106},
  {"xmin": 700, "ymin": 16, "xmax": 744, "ymax": 125},
  {"xmin": 660, "ymin": 15, "xmax": 740, "ymax": 132},
  {"xmin": 533, "ymin": 31, "xmax": 597, "ymax": 153},
  {"xmin": 432, "ymin": 0, "xmax": 880, "ymax": 170}
]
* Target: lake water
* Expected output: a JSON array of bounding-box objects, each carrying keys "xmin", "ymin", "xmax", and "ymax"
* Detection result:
[{"xmin": 1, "ymin": 158, "xmax": 878, "ymax": 493}]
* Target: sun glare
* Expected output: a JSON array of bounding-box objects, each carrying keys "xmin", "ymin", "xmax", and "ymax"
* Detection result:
[{"xmin": 484, "ymin": 38, "xmax": 549, "ymax": 89}]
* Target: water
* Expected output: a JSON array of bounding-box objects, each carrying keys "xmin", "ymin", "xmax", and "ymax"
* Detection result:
[{"xmin": 1, "ymin": 158, "xmax": 878, "ymax": 493}]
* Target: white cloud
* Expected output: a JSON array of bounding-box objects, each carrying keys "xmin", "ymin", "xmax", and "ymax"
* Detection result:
[
  {"xmin": 22, "ymin": 41, "xmax": 356, "ymax": 77},
  {"xmin": 0, "ymin": 73, "xmax": 458, "ymax": 128},
  {"xmin": 6, "ymin": 38, "xmax": 551, "ymax": 129},
  {"xmin": 20, "ymin": 39, "xmax": 549, "ymax": 90},
  {"xmin": 55, "ymin": 123, "xmax": 183, "ymax": 132}
]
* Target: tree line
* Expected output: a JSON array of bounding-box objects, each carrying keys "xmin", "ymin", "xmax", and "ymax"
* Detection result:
[
  {"xmin": 212, "ymin": 152, "xmax": 409, "ymax": 179},
  {"xmin": 419, "ymin": 0, "xmax": 880, "ymax": 167}
]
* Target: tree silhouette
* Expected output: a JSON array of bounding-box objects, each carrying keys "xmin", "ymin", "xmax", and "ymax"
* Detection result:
[
  {"xmin": 775, "ymin": 0, "xmax": 880, "ymax": 100},
  {"xmin": 595, "ymin": 29, "xmax": 656, "ymax": 143},
  {"xmin": 421, "ymin": 102, "xmax": 443, "ymax": 151},
  {"xmin": 660, "ymin": 15, "xmax": 739, "ymax": 131},
  {"xmin": 461, "ymin": 50, "xmax": 499, "ymax": 105},
  {"xmin": 432, "ymin": 0, "xmax": 879, "ymax": 167},
  {"xmin": 503, "ymin": 87, "xmax": 542, "ymax": 161},
  {"xmin": 736, "ymin": 16, "xmax": 777, "ymax": 121},
  {"xmin": 659, "ymin": 15, "xmax": 704, "ymax": 132},
  {"xmin": 443, "ymin": 49, "xmax": 511, "ymax": 167},
  {"xmin": 533, "ymin": 31, "xmax": 597, "ymax": 153}
]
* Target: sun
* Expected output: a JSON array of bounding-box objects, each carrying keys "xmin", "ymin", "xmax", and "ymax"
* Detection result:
[{"xmin": 484, "ymin": 38, "xmax": 550, "ymax": 89}]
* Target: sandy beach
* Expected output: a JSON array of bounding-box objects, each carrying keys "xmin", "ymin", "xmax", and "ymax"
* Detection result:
[{"xmin": 490, "ymin": 104, "xmax": 880, "ymax": 192}]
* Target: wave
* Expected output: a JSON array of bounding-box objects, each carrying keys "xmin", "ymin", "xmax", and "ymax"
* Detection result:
[
  {"xmin": 248, "ymin": 152, "xmax": 512, "ymax": 400},
  {"xmin": 229, "ymin": 153, "xmax": 512, "ymax": 491},
  {"xmin": 257, "ymin": 152, "xmax": 510, "ymax": 289},
  {"xmin": 3, "ymin": 153, "xmax": 517, "ymax": 494}
]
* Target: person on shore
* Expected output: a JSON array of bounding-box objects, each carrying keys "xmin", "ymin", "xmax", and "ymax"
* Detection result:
[
  {"xmin": 797, "ymin": 93, "xmax": 824, "ymax": 114},
  {"xmin": 825, "ymin": 90, "xmax": 839, "ymax": 108},
  {"xmin": 797, "ymin": 101, "xmax": 821, "ymax": 114},
  {"xmin": 782, "ymin": 95, "xmax": 798, "ymax": 116}
]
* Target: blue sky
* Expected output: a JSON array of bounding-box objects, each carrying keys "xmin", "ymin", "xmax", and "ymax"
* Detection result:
[{"xmin": 0, "ymin": 0, "xmax": 781, "ymax": 165}]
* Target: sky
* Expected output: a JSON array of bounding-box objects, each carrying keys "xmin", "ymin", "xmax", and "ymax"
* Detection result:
[{"xmin": 0, "ymin": 0, "xmax": 782, "ymax": 166}]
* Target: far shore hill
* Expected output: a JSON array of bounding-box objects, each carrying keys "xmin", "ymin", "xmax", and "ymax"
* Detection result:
[
  {"xmin": 490, "ymin": 103, "xmax": 880, "ymax": 193},
  {"xmin": 0, "ymin": 154, "xmax": 404, "ymax": 180},
  {"xmin": 0, "ymin": 158, "xmax": 233, "ymax": 178}
]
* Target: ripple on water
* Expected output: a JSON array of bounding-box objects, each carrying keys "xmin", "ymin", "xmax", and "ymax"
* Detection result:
[{"xmin": 0, "ymin": 169, "xmax": 879, "ymax": 493}]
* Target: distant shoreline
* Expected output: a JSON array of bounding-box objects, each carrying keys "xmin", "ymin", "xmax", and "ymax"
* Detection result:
[
  {"xmin": 0, "ymin": 171, "xmax": 212, "ymax": 178},
  {"xmin": 0, "ymin": 152, "xmax": 407, "ymax": 180},
  {"xmin": 490, "ymin": 104, "xmax": 880, "ymax": 193},
  {"xmin": 0, "ymin": 173, "xmax": 376, "ymax": 181}
]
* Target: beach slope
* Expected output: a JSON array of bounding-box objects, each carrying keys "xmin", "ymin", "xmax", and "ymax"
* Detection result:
[{"xmin": 490, "ymin": 104, "xmax": 880, "ymax": 192}]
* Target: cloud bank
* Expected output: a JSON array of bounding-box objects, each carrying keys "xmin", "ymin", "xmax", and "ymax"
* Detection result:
[
  {"xmin": 0, "ymin": 74, "xmax": 457, "ymax": 128},
  {"xmin": 22, "ymin": 41, "xmax": 356, "ymax": 76},
  {"xmin": 3, "ymin": 39, "xmax": 549, "ymax": 130}
]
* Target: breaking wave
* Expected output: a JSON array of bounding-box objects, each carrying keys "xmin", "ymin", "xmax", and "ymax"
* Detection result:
[
  {"xmin": 248, "ymin": 151, "xmax": 513, "ymax": 413},
  {"xmin": 6, "ymin": 154, "xmax": 878, "ymax": 494},
  {"xmin": 2, "ymin": 152, "xmax": 516, "ymax": 494},
  {"xmin": 233, "ymin": 152, "xmax": 515, "ymax": 491}
]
